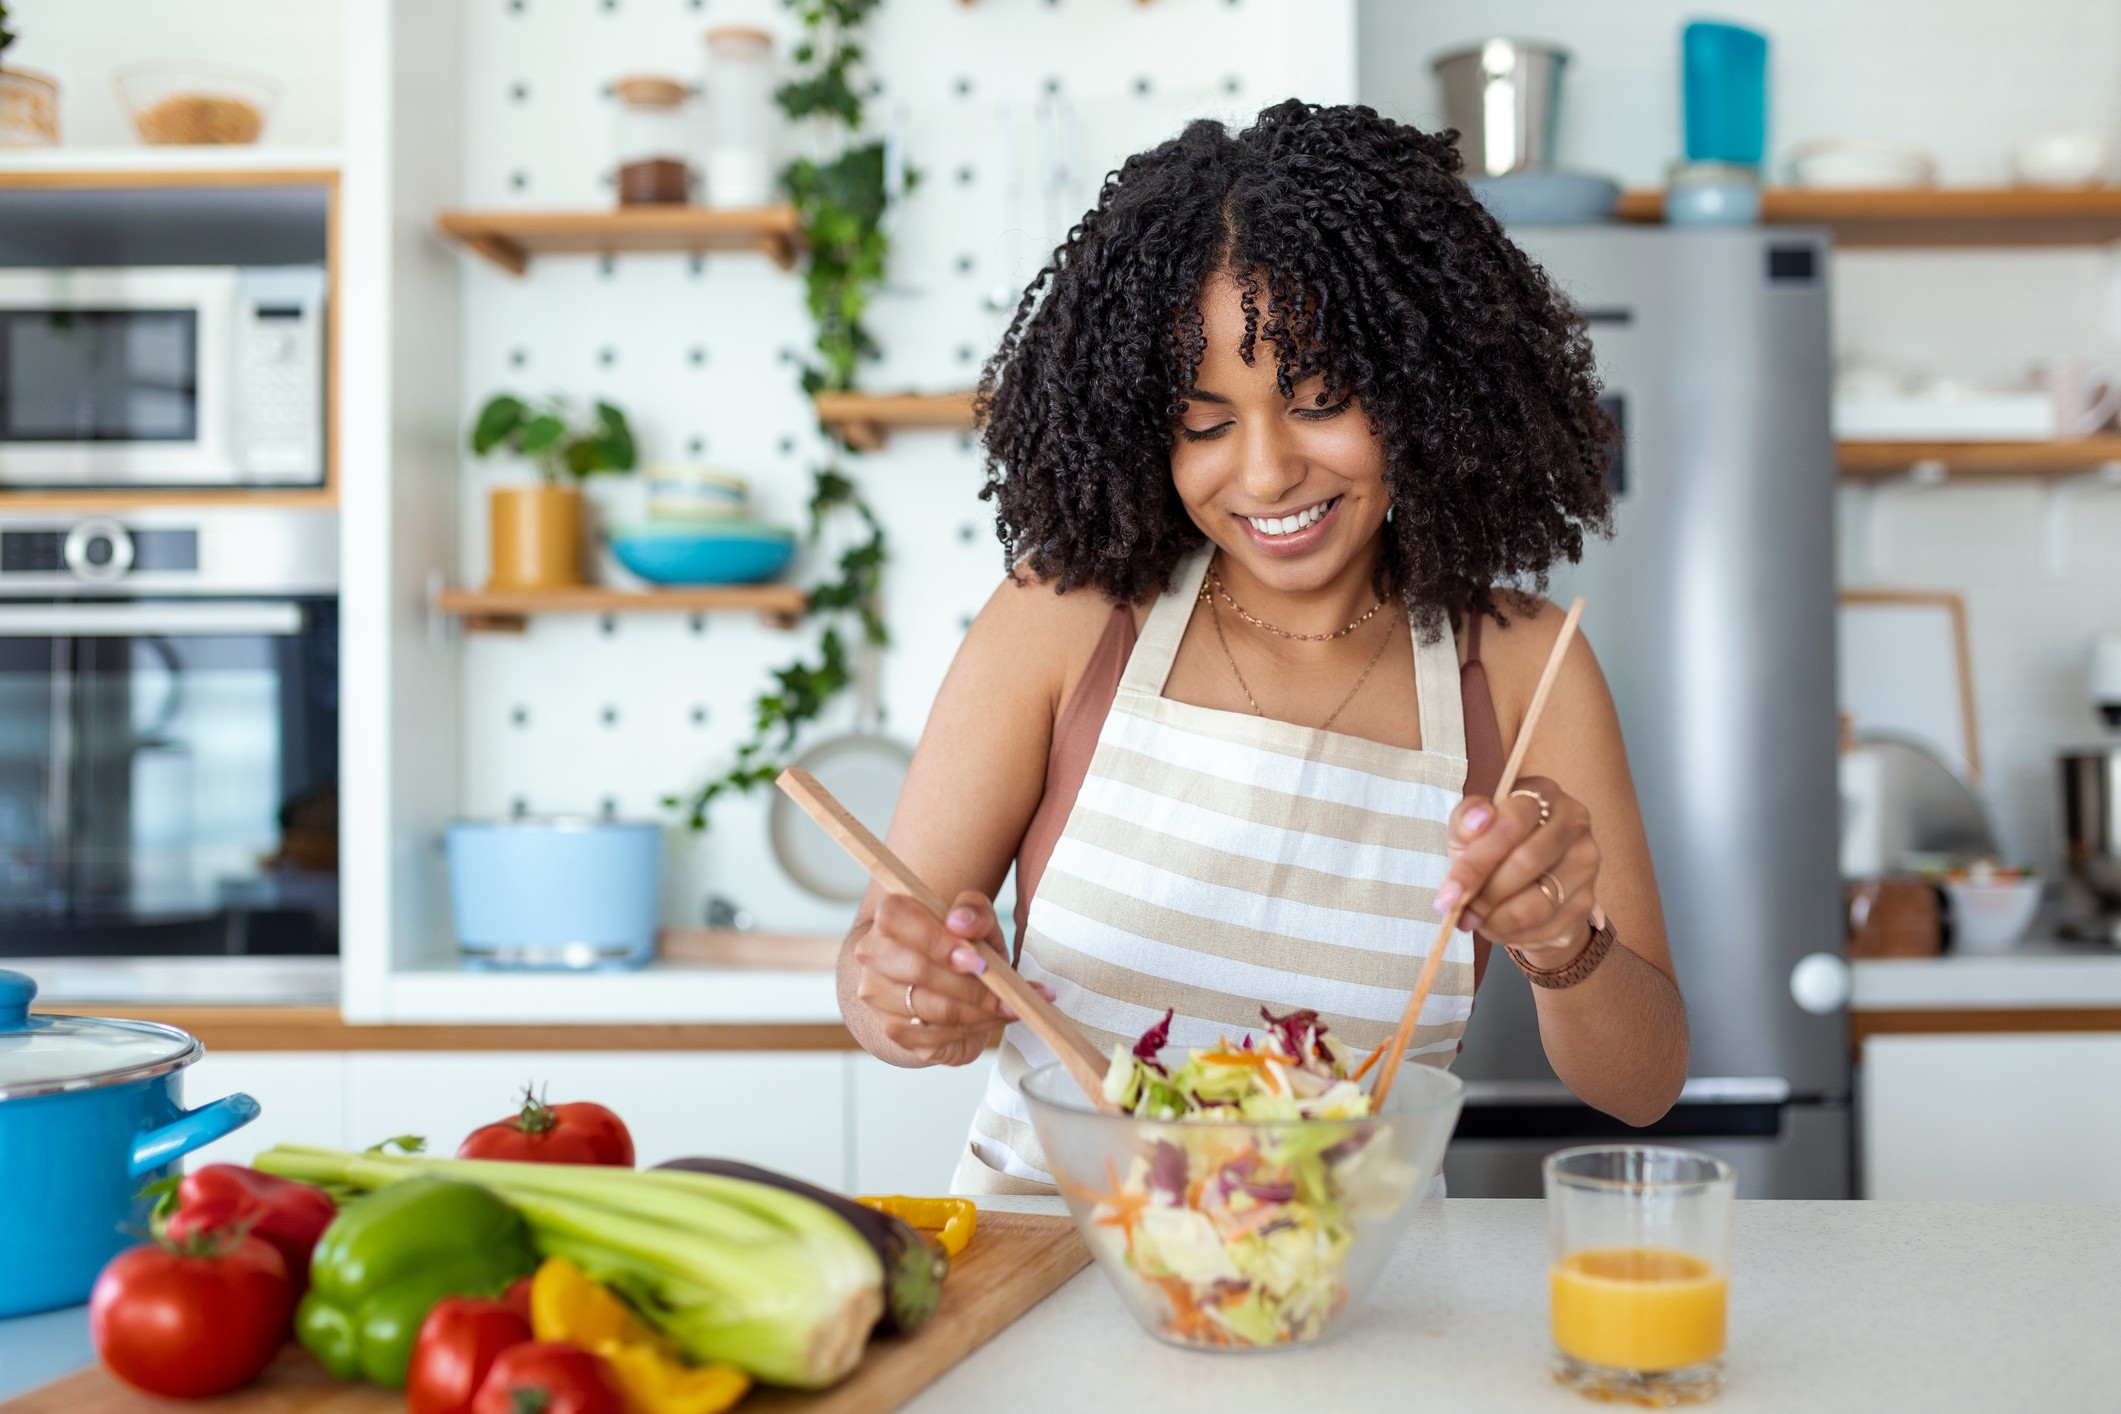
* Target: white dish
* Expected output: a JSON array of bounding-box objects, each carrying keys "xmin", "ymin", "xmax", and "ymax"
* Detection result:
[
  {"xmin": 1945, "ymin": 880, "xmax": 2042, "ymax": 954},
  {"xmin": 2011, "ymin": 131, "xmax": 2110, "ymax": 188},
  {"xmin": 1833, "ymin": 390, "xmax": 2056, "ymax": 441},
  {"xmin": 1787, "ymin": 138, "xmax": 1936, "ymax": 190}
]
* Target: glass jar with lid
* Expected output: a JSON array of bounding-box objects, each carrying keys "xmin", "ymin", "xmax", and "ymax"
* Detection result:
[
  {"xmin": 611, "ymin": 73, "xmax": 694, "ymax": 206},
  {"xmin": 702, "ymin": 26, "xmax": 777, "ymax": 207}
]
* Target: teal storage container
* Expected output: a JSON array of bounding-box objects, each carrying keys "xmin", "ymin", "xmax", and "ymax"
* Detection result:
[{"xmin": 1682, "ymin": 21, "xmax": 1768, "ymax": 166}]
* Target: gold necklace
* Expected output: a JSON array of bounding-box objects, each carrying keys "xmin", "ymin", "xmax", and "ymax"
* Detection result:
[
  {"xmin": 1208, "ymin": 590, "xmax": 1398, "ymax": 732},
  {"xmin": 1201, "ymin": 568, "xmax": 1387, "ymax": 642}
]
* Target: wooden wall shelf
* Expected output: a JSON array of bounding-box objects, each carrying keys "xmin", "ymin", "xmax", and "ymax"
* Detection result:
[
  {"xmin": 436, "ymin": 584, "xmax": 809, "ymax": 633},
  {"xmin": 436, "ymin": 206, "xmax": 802, "ymax": 273},
  {"xmin": 814, "ymin": 390, "xmax": 976, "ymax": 450},
  {"xmin": 1837, "ymin": 438, "xmax": 2121, "ymax": 481},
  {"xmin": 1617, "ymin": 186, "xmax": 2121, "ymax": 247}
]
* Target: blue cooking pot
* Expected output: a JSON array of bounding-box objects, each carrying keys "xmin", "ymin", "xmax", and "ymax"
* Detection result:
[{"xmin": 0, "ymin": 970, "xmax": 260, "ymax": 1317}]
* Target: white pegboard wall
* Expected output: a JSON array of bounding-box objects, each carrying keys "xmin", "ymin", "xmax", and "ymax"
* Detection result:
[{"xmin": 454, "ymin": 0, "xmax": 1356, "ymax": 938}]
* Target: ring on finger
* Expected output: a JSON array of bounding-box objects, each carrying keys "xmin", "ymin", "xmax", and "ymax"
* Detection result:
[
  {"xmin": 905, "ymin": 982, "xmax": 925, "ymax": 1028},
  {"xmin": 1510, "ymin": 787, "xmax": 1553, "ymax": 828},
  {"xmin": 1535, "ymin": 870, "xmax": 1567, "ymax": 910}
]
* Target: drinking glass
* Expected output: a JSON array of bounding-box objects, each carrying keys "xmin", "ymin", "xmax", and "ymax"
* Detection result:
[{"xmin": 1544, "ymin": 1145, "xmax": 1735, "ymax": 1405}]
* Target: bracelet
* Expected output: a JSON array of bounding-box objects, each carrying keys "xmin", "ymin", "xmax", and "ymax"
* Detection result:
[{"xmin": 1507, "ymin": 916, "xmax": 1619, "ymax": 990}]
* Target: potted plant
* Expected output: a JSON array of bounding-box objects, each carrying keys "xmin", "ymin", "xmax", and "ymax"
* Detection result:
[
  {"xmin": 0, "ymin": 4, "xmax": 61, "ymax": 148},
  {"xmin": 469, "ymin": 394, "xmax": 636, "ymax": 590}
]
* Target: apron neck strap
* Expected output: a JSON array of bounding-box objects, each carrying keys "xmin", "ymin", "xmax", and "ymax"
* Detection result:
[
  {"xmin": 1119, "ymin": 545, "xmax": 1213, "ymax": 698},
  {"xmin": 1412, "ymin": 613, "xmax": 1467, "ymax": 762}
]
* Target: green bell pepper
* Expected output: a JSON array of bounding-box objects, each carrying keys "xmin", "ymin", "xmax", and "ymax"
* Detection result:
[{"xmin": 296, "ymin": 1174, "xmax": 540, "ymax": 1388}]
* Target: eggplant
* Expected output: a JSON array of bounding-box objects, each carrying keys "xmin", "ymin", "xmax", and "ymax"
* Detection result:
[{"xmin": 654, "ymin": 1157, "xmax": 945, "ymax": 1335}]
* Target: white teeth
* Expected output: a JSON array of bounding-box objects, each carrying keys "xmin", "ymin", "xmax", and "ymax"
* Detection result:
[{"xmin": 1247, "ymin": 498, "xmax": 1335, "ymax": 537}]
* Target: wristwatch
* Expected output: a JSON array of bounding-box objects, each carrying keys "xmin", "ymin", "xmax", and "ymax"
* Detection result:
[{"xmin": 1507, "ymin": 915, "xmax": 1619, "ymax": 990}]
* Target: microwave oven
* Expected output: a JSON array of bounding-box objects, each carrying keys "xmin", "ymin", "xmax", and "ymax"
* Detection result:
[{"xmin": 0, "ymin": 265, "xmax": 325, "ymax": 489}]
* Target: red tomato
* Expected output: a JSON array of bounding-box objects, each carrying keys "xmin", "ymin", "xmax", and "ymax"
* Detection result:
[
  {"xmin": 502, "ymin": 1276, "xmax": 535, "ymax": 1324},
  {"xmin": 470, "ymin": 1343, "xmax": 624, "ymax": 1414},
  {"xmin": 90, "ymin": 1232, "xmax": 292, "ymax": 1399},
  {"xmin": 407, "ymin": 1298, "xmax": 533, "ymax": 1414},
  {"xmin": 457, "ymin": 1090, "xmax": 634, "ymax": 1167},
  {"xmin": 168, "ymin": 1164, "xmax": 336, "ymax": 1286}
]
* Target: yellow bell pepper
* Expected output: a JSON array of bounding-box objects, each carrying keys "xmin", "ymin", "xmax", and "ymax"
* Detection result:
[
  {"xmin": 529, "ymin": 1257, "xmax": 750, "ymax": 1414},
  {"xmin": 857, "ymin": 1195, "xmax": 977, "ymax": 1257}
]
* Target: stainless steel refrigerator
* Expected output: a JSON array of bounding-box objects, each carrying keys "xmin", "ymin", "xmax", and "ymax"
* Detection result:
[{"xmin": 1444, "ymin": 227, "xmax": 1851, "ymax": 1200}]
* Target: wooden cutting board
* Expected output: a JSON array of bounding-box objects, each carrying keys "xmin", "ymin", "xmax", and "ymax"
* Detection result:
[{"xmin": 6, "ymin": 1211, "xmax": 1089, "ymax": 1414}]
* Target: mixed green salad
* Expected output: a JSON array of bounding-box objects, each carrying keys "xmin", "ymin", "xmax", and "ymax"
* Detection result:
[{"xmin": 1077, "ymin": 1008, "xmax": 1415, "ymax": 1348}]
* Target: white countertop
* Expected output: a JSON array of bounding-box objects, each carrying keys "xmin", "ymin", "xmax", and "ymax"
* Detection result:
[
  {"xmin": 1852, "ymin": 938, "xmax": 2121, "ymax": 1010},
  {"xmin": 912, "ymin": 1198, "xmax": 2121, "ymax": 1414},
  {"xmin": 8, "ymin": 1200, "xmax": 2117, "ymax": 1411}
]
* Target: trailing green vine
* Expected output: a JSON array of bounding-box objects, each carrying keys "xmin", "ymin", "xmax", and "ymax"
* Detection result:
[{"xmin": 674, "ymin": 0, "xmax": 899, "ymax": 830}]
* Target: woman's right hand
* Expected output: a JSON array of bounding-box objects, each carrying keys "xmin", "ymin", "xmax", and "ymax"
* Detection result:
[{"xmin": 844, "ymin": 890, "xmax": 1055, "ymax": 1068}]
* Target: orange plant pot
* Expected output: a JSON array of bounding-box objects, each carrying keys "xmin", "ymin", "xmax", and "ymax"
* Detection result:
[{"xmin": 487, "ymin": 485, "xmax": 585, "ymax": 590}]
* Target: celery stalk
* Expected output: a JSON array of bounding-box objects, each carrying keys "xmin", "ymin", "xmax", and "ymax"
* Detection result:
[{"xmin": 253, "ymin": 1145, "xmax": 882, "ymax": 1388}]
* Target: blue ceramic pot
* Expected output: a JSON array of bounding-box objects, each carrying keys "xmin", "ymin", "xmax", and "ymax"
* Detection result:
[
  {"xmin": 0, "ymin": 970, "xmax": 260, "ymax": 1317},
  {"xmin": 447, "ymin": 819, "xmax": 663, "ymax": 970}
]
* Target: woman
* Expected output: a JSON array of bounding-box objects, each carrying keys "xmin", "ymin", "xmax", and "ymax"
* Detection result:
[{"xmin": 838, "ymin": 101, "xmax": 1688, "ymax": 1194}]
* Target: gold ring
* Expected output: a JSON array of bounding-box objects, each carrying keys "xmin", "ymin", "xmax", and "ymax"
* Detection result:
[
  {"xmin": 905, "ymin": 982, "xmax": 925, "ymax": 1027},
  {"xmin": 1510, "ymin": 787, "xmax": 1553, "ymax": 828},
  {"xmin": 1536, "ymin": 871, "xmax": 1567, "ymax": 910}
]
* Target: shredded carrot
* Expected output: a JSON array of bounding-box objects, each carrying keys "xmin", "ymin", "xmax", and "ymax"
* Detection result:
[
  {"xmin": 1350, "ymin": 1045, "xmax": 1384, "ymax": 1081},
  {"xmin": 1080, "ymin": 1156, "xmax": 1149, "ymax": 1255},
  {"xmin": 1198, "ymin": 1048, "xmax": 1271, "ymax": 1072},
  {"xmin": 1152, "ymin": 1276, "xmax": 1232, "ymax": 1346}
]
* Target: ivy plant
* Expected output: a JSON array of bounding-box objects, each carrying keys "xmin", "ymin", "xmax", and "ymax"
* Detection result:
[{"xmin": 674, "ymin": 0, "xmax": 901, "ymax": 831}]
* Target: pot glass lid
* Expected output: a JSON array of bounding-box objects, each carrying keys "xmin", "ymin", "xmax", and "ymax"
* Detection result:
[{"xmin": 0, "ymin": 970, "xmax": 197, "ymax": 1096}]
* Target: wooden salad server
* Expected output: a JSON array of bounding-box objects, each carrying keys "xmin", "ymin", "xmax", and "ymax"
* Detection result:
[{"xmin": 775, "ymin": 767, "xmax": 1117, "ymax": 1110}]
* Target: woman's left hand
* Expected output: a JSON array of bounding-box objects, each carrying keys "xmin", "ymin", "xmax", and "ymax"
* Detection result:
[{"xmin": 1437, "ymin": 775, "xmax": 1601, "ymax": 968}]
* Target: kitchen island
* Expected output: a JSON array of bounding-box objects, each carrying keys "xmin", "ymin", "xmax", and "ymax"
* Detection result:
[{"xmin": 5, "ymin": 1198, "xmax": 2115, "ymax": 1412}]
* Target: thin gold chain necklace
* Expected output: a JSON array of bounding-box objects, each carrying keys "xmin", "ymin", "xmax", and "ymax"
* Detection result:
[
  {"xmin": 1207, "ymin": 590, "xmax": 1398, "ymax": 732},
  {"xmin": 1201, "ymin": 568, "xmax": 1387, "ymax": 642}
]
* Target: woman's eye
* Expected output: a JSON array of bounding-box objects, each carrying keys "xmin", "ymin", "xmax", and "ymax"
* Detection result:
[
  {"xmin": 1293, "ymin": 395, "xmax": 1353, "ymax": 422},
  {"xmin": 1178, "ymin": 421, "xmax": 1234, "ymax": 443}
]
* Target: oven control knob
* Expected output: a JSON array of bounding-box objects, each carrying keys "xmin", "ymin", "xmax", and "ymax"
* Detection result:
[
  {"xmin": 1789, "ymin": 952, "xmax": 1852, "ymax": 1015},
  {"xmin": 63, "ymin": 518, "xmax": 135, "ymax": 583}
]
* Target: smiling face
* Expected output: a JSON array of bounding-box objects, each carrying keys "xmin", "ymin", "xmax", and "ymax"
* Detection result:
[{"xmin": 1169, "ymin": 271, "xmax": 1392, "ymax": 599}]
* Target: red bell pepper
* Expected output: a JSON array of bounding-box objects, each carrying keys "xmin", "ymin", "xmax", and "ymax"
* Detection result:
[{"xmin": 166, "ymin": 1165, "xmax": 337, "ymax": 1287}]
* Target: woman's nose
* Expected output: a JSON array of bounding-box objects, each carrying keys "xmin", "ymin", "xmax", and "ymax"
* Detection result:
[{"xmin": 1236, "ymin": 422, "xmax": 1306, "ymax": 505}]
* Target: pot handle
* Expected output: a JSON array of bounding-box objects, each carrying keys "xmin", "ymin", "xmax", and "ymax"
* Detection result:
[{"xmin": 130, "ymin": 1093, "xmax": 262, "ymax": 1179}]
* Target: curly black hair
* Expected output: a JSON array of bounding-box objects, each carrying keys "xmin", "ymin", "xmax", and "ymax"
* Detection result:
[{"xmin": 975, "ymin": 99, "xmax": 1615, "ymax": 631}]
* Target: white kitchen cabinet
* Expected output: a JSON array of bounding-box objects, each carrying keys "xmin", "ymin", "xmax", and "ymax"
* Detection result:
[
  {"xmin": 847, "ymin": 1053, "xmax": 994, "ymax": 1195},
  {"xmin": 1863, "ymin": 1033, "xmax": 2121, "ymax": 1200},
  {"xmin": 345, "ymin": 1053, "xmax": 848, "ymax": 1189},
  {"xmin": 182, "ymin": 1054, "xmax": 349, "ymax": 1167}
]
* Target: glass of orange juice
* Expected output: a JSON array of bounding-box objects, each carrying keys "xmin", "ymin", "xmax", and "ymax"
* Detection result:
[{"xmin": 1544, "ymin": 1145, "xmax": 1735, "ymax": 1405}]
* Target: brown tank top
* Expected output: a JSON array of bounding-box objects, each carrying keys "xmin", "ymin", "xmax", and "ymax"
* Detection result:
[{"xmin": 1013, "ymin": 602, "xmax": 1507, "ymax": 987}]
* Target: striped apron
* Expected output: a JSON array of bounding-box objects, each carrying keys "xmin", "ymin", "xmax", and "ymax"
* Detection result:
[{"xmin": 955, "ymin": 546, "xmax": 1476, "ymax": 1194}]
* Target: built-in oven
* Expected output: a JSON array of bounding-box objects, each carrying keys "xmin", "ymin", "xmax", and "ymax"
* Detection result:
[
  {"xmin": 0, "ymin": 266, "xmax": 325, "ymax": 489},
  {"xmin": 0, "ymin": 509, "xmax": 338, "ymax": 959}
]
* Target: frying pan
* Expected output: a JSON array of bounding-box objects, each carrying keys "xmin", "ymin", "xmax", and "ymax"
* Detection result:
[{"xmin": 768, "ymin": 641, "xmax": 912, "ymax": 902}]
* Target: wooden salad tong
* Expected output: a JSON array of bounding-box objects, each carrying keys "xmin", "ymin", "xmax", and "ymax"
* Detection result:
[{"xmin": 775, "ymin": 767, "xmax": 1116, "ymax": 1109}]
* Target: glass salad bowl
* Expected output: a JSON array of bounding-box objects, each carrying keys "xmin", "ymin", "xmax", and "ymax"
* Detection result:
[{"xmin": 1021, "ymin": 1056, "xmax": 1464, "ymax": 1352}]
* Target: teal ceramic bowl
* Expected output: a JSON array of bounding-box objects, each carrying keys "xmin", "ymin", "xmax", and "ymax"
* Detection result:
[{"xmin": 609, "ymin": 521, "xmax": 796, "ymax": 586}]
